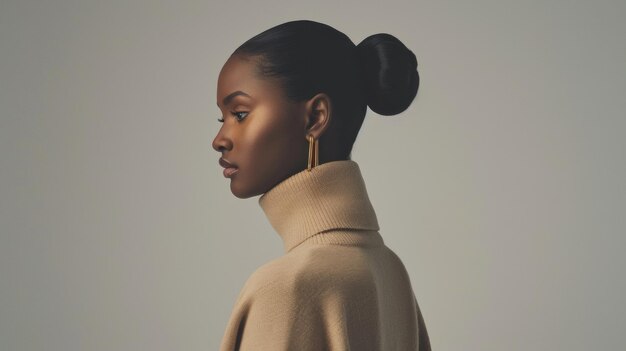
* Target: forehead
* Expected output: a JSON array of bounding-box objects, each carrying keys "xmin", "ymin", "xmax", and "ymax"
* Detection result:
[{"xmin": 216, "ymin": 55, "xmax": 283, "ymax": 106}]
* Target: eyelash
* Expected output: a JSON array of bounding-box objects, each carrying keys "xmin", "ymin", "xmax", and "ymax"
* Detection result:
[{"xmin": 217, "ymin": 111, "xmax": 249, "ymax": 123}]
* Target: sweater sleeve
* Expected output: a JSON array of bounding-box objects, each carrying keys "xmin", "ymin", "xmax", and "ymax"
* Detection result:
[
  {"xmin": 415, "ymin": 294, "xmax": 432, "ymax": 351},
  {"xmin": 234, "ymin": 275, "xmax": 352, "ymax": 351}
]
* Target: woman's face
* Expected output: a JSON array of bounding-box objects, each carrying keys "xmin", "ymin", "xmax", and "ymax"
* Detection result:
[{"xmin": 212, "ymin": 55, "xmax": 309, "ymax": 198}]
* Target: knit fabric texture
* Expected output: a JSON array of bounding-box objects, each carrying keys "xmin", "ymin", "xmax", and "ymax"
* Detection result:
[{"xmin": 219, "ymin": 160, "xmax": 431, "ymax": 351}]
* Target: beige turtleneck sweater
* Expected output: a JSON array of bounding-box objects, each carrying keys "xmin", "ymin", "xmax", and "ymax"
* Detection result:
[{"xmin": 219, "ymin": 160, "xmax": 431, "ymax": 351}]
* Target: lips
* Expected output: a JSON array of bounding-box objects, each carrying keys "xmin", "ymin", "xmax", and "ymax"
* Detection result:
[{"xmin": 219, "ymin": 157, "xmax": 239, "ymax": 178}]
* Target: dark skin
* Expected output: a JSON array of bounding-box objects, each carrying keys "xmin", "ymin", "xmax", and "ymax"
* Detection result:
[{"xmin": 212, "ymin": 54, "xmax": 343, "ymax": 198}]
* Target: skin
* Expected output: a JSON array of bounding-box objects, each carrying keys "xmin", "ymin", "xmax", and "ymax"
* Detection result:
[{"xmin": 212, "ymin": 54, "xmax": 340, "ymax": 198}]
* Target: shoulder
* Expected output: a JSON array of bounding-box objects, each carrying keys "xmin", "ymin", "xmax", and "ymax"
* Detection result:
[
  {"xmin": 230, "ymin": 248, "xmax": 381, "ymax": 350},
  {"xmin": 242, "ymin": 245, "xmax": 377, "ymax": 302}
]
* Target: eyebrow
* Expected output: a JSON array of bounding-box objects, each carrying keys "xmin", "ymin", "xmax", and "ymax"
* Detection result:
[{"xmin": 219, "ymin": 90, "xmax": 252, "ymax": 107}]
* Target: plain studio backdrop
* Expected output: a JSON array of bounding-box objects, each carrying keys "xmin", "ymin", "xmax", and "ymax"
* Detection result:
[{"xmin": 1, "ymin": 1, "xmax": 625, "ymax": 350}]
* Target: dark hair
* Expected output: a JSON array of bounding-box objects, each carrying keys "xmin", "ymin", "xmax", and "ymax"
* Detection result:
[{"xmin": 232, "ymin": 20, "xmax": 419, "ymax": 159}]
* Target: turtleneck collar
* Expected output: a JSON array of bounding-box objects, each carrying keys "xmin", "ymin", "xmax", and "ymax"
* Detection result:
[{"xmin": 258, "ymin": 159, "xmax": 382, "ymax": 253}]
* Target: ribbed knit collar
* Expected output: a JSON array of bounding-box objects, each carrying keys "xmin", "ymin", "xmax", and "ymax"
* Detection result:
[{"xmin": 258, "ymin": 159, "xmax": 381, "ymax": 253}]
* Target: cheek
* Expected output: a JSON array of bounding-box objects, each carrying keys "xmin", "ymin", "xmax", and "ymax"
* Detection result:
[
  {"xmin": 243, "ymin": 107, "xmax": 299, "ymax": 150},
  {"xmin": 238, "ymin": 107, "xmax": 304, "ymax": 178},
  {"xmin": 243, "ymin": 114, "xmax": 297, "ymax": 163},
  {"xmin": 229, "ymin": 103, "xmax": 306, "ymax": 197}
]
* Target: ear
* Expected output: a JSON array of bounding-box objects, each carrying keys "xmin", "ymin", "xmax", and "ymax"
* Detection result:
[{"xmin": 304, "ymin": 93, "xmax": 332, "ymax": 139}]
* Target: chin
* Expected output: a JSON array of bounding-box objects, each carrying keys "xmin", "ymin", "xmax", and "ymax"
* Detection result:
[{"xmin": 230, "ymin": 179, "xmax": 260, "ymax": 199}]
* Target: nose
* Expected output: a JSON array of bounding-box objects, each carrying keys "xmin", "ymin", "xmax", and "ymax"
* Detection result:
[{"xmin": 212, "ymin": 126, "xmax": 233, "ymax": 153}]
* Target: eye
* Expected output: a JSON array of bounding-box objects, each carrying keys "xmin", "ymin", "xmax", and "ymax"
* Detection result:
[
  {"xmin": 216, "ymin": 111, "xmax": 249, "ymax": 123},
  {"xmin": 232, "ymin": 111, "xmax": 249, "ymax": 122}
]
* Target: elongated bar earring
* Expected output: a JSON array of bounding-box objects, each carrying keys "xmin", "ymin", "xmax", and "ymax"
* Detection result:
[{"xmin": 307, "ymin": 134, "xmax": 319, "ymax": 171}]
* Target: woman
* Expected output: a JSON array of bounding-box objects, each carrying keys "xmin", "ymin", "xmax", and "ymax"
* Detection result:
[{"xmin": 213, "ymin": 19, "xmax": 431, "ymax": 351}]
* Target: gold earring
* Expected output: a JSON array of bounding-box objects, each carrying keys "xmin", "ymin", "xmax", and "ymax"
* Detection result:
[{"xmin": 307, "ymin": 134, "xmax": 319, "ymax": 171}]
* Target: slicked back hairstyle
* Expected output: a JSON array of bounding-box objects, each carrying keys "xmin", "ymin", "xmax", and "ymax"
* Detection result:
[{"xmin": 232, "ymin": 20, "xmax": 419, "ymax": 159}]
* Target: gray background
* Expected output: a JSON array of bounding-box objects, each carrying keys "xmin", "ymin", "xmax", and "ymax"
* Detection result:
[{"xmin": 1, "ymin": 0, "xmax": 625, "ymax": 350}]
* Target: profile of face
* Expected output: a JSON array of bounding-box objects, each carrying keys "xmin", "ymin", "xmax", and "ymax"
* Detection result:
[{"xmin": 212, "ymin": 55, "xmax": 330, "ymax": 199}]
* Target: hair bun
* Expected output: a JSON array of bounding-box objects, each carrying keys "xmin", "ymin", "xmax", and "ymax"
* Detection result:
[{"xmin": 356, "ymin": 33, "xmax": 419, "ymax": 116}]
